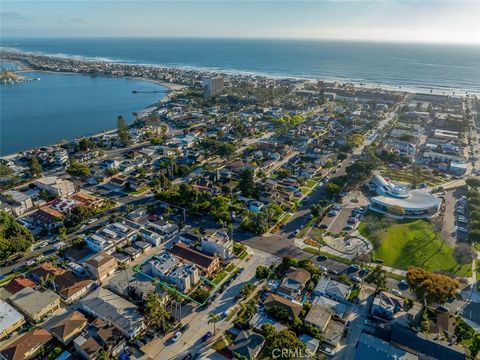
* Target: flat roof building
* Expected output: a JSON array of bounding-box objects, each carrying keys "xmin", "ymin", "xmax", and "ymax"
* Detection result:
[{"xmin": 80, "ymin": 288, "xmax": 145, "ymax": 339}]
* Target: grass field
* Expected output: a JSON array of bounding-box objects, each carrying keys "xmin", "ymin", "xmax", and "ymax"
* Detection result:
[{"xmin": 359, "ymin": 215, "xmax": 471, "ymax": 277}]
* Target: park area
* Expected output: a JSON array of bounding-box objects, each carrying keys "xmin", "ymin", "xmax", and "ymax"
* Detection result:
[{"xmin": 359, "ymin": 213, "xmax": 471, "ymax": 277}]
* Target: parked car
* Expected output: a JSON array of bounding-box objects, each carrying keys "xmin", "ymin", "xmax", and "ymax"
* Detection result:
[
  {"xmin": 391, "ymin": 289, "xmax": 402, "ymax": 296},
  {"xmin": 172, "ymin": 331, "xmax": 182, "ymax": 343},
  {"xmin": 201, "ymin": 331, "xmax": 212, "ymax": 342}
]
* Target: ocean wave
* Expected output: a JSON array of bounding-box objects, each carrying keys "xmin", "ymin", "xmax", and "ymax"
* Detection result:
[{"xmin": 2, "ymin": 46, "xmax": 479, "ymax": 96}]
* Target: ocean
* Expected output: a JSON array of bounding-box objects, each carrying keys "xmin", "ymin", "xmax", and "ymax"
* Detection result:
[
  {"xmin": 2, "ymin": 37, "xmax": 480, "ymax": 94},
  {"xmin": 0, "ymin": 71, "xmax": 166, "ymax": 155},
  {"xmin": 1, "ymin": 38, "xmax": 480, "ymax": 155}
]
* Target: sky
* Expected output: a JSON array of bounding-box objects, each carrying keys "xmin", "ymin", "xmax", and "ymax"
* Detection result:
[{"xmin": 1, "ymin": 0, "xmax": 479, "ymax": 44}]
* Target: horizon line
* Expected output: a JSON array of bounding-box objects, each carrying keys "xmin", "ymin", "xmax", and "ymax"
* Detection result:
[{"xmin": 2, "ymin": 35, "xmax": 480, "ymax": 46}]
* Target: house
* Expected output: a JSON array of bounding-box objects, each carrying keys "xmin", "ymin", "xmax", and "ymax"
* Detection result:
[
  {"xmin": 354, "ymin": 333, "xmax": 418, "ymax": 360},
  {"xmin": 299, "ymin": 334, "xmax": 320, "ymax": 358},
  {"xmin": 123, "ymin": 246, "xmax": 142, "ymax": 259},
  {"xmin": 80, "ymin": 288, "xmax": 145, "ymax": 339},
  {"xmin": 323, "ymin": 319, "xmax": 345, "ymax": 349},
  {"xmin": 8, "ymin": 288, "xmax": 61, "ymax": 322},
  {"xmin": 228, "ymin": 330, "xmax": 265, "ymax": 360},
  {"xmin": 0, "ymin": 300, "xmax": 25, "ymax": 340},
  {"xmin": 277, "ymin": 268, "xmax": 310, "ymax": 300},
  {"xmin": 371, "ymin": 292, "xmax": 403, "ymax": 319},
  {"xmin": 1, "ymin": 190, "xmax": 33, "ymax": 216},
  {"xmin": 169, "ymin": 243, "xmax": 220, "ymax": 275},
  {"xmin": 73, "ymin": 334, "xmax": 102, "ymax": 360},
  {"xmin": 28, "ymin": 262, "xmax": 93, "ymax": 303},
  {"xmin": 0, "ymin": 328, "xmax": 52, "ymax": 360},
  {"xmin": 90, "ymin": 319, "xmax": 126, "ymax": 357},
  {"xmin": 263, "ymin": 293, "xmax": 303, "ymax": 321},
  {"xmin": 30, "ymin": 207, "xmax": 64, "ymax": 231},
  {"xmin": 4, "ymin": 276, "xmax": 36, "ymax": 295},
  {"xmin": 304, "ymin": 304, "xmax": 332, "ymax": 332},
  {"xmin": 134, "ymin": 240, "xmax": 151, "ymax": 254},
  {"xmin": 70, "ymin": 192, "xmax": 105, "ymax": 211},
  {"xmin": 313, "ymin": 276, "xmax": 351, "ymax": 303},
  {"xmin": 34, "ymin": 176, "xmax": 75, "ymax": 198},
  {"xmin": 84, "ymin": 252, "xmax": 118, "ymax": 283},
  {"xmin": 45, "ymin": 311, "xmax": 88, "ymax": 345},
  {"xmin": 108, "ymin": 268, "xmax": 163, "ymax": 301},
  {"xmin": 179, "ymin": 232, "xmax": 201, "ymax": 245},
  {"xmin": 249, "ymin": 313, "xmax": 287, "ymax": 332},
  {"xmin": 145, "ymin": 253, "xmax": 200, "ymax": 292},
  {"xmin": 312, "ymin": 295, "xmax": 347, "ymax": 318},
  {"xmin": 201, "ymin": 230, "xmax": 233, "ymax": 260}
]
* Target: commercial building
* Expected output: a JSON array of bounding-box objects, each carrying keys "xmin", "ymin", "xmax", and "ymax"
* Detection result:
[
  {"xmin": 201, "ymin": 230, "xmax": 233, "ymax": 260},
  {"xmin": 369, "ymin": 174, "xmax": 441, "ymax": 219},
  {"xmin": 80, "ymin": 288, "xmax": 145, "ymax": 339},
  {"xmin": 34, "ymin": 176, "xmax": 75, "ymax": 198},
  {"xmin": 0, "ymin": 300, "xmax": 25, "ymax": 340},
  {"xmin": 202, "ymin": 76, "xmax": 224, "ymax": 97}
]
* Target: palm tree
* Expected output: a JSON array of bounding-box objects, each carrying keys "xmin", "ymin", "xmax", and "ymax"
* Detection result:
[
  {"xmin": 208, "ymin": 313, "xmax": 221, "ymax": 335},
  {"xmin": 145, "ymin": 292, "xmax": 170, "ymax": 332}
]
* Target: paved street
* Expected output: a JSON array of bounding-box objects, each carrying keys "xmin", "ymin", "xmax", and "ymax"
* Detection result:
[{"xmin": 140, "ymin": 248, "xmax": 279, "ymax": 360}]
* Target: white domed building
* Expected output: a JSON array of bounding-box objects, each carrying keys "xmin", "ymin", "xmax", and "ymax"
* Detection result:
[{"xmin": 368, "ymin": 173, "xmax": 441, "ymax": 219}]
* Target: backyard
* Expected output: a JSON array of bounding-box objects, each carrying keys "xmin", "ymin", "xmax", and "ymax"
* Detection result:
[{"xmin": 359, "ymin": 213, "xmax": 471, "ymax": 277}]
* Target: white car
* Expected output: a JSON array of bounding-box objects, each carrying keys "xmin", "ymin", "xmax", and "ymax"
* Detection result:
[
  {"xmin": 391, "ymin": 289, "xmax": 402, "ymax": 296},
  {"xmin": 171, "ymin": 331, "xmax": 182, "ymax": 343},
  {"xmin": 26, "ymin": 259, "xmax": 36, "ymax": 266}
]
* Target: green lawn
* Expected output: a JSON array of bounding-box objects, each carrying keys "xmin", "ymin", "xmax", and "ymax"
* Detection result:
[
  {"xmin": 212, "ymin": 271, "xmax": 228, "ymax": 285},
  {"xmin": 359, "ymin": 216, "xmax": 471, "ymax": 277},
  {"xmin": 225, "ymin": 263, "xmax": 236, "ymax": 273},
  {"xmin": 379, "ymin": 166, "xmax": 448, "ymax": 187}
]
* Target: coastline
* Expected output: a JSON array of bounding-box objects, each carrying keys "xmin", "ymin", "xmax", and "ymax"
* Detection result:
[{"xmin": 2, "ymin": 47, "xmax": 479, "ymax": 96}]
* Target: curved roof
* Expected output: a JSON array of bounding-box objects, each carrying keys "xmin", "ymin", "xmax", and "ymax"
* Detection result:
[{"xmin": 371, "ymin": 190, "xmax": 441, "ymax": 211}]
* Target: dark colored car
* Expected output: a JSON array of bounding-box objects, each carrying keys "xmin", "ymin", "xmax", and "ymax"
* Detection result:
[{"xmin": 201, "ymin": 331, "xmax": 212, "ymax": 342}]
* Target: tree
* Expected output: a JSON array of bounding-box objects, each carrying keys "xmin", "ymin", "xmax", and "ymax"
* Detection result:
[
  {"xmin": 30, "ymin": 157, "xmax": 42, "ymax": 177},
  {"xmin": 365, "ymin": 265, "xmax": 387, "ymax": 294},
  {"xmin": 191, "ymin": 287, "xmax": 210, "ymax": 303},
  {"xmin": 57, "ymin": 226, "xmax": 67, "ymax": 240},
  {"xmin": 240, "ymin": 283, "xmax": 256, "ymax": 298},
  {"xmin": 208, "ymin": 312, "xmax": 221, "ymax": 335},
  {"xmin": 453, "ymin": 244, "xmax": 476, "ymax": 267},
  {"xmin": 144, "ymin": 292, "xmax": 170, "ymax": 331},
  {"xmin": 325, "ymin": 182, "xmax": 341, "ymax": 195},
  {"xmin": 263, "ymin": 328, "xmax": 306, "ymax": 360},
  {"xmin": 239, "ymin": 169, "xmax": 256, "ymax": 197},
  {"xmin": 388, "ymin": 205, "xmax": 405, "ymax": 216},
  {"xmin": 466, "ymin": 177, "xmax": 480, "ymax": 189},
  {"xmin": 0, "ymin": 164, "xmax": 13, "ymax": 176},
  {"xmin": 256, "ymin": 265, "xmax": 272, "ymax": 280},
  {"xmin": 66, "ymin": 161, "xmax": 91, "ymax": 178},
  {"xmin": 0, "ymin": 211, "xmax": 35, "ymax": 260},
  {"xmin": 406, "ymin": 267, "xmax": 460, "ymax": 305},
  {"xmin": 470, "ymin": 332, "xmax": 480, "ymax": 359},
  {"xmin": 117, "ymin": 115, "xmax": 131, "ymax": 147}
]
